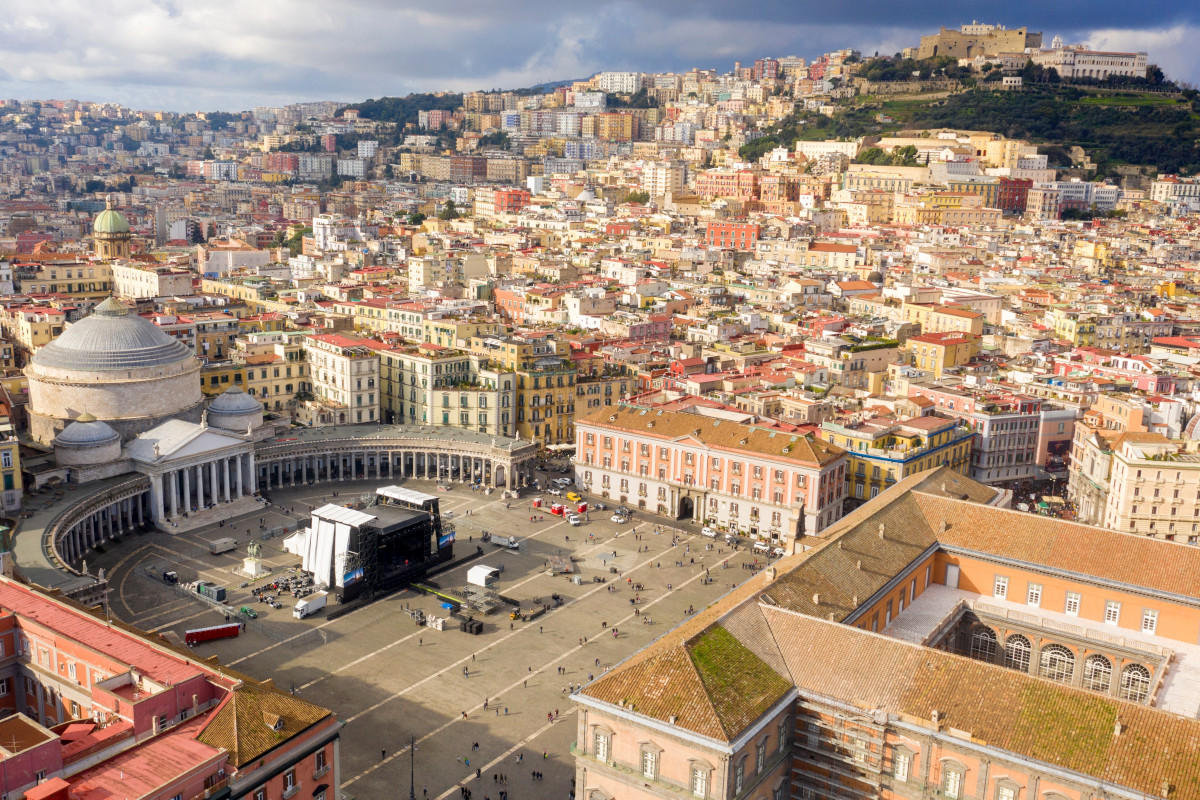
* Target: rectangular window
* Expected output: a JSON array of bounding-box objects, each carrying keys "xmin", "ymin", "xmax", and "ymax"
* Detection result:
[
  {"xmin": 999, "ymin": 787, "xmax": 1016, "ymax": 800},
  {"xmin": 993, "ymin": 575, "xmax": 1008, "ymax": 599},
  {"xmin": 1065, "ymin": 592, "xmax": 1081, "ymax": 616},
  {"xmin": 893, "ymin": 750, "xmax": 910, "ymax": 782},
  {"xmin": 1026, "ymin": 583, "xmax": 1042, "ymax": 607},
  {"xmin": 692, "ymin": 768, "xmax": 707, "ymax": 798},
  {"xmin": 944, "ymin": 769, "xmax": 963, "ymax": 800},
  {"xmin": 594, "ymin": 731, "xmax": 609, "ymax": 761},
  {"xmin": 1142, "ymin": 609, "xmax": 1159, "ymax": 634},
  {"xmin": 643, "ymin": 749, "xmax": 656, "ymax": 779},
  {"xmin": 1105, "ymin": 600, "xmax": 1121, "ymax": 625},
  {"xmin": 734, "ymin": 761, "xmax": 744, "ymax": 793}
]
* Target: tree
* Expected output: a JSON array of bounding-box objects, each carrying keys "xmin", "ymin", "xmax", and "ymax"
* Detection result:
[
  {"xmin": 625, "ymin": 190, "xmax": 650, "ymax": 204},
  {"xmin": 438, "ymin": 200, "xmax": 460, "ymax": 220},
  {"xmin": 405, "ymin": 212, "xmax": 426, "ymax": 226}
]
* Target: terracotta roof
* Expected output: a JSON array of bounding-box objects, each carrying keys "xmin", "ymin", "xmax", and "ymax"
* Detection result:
[
  {"xmin": 759, "ymin": 608, "xmax": 1200, "ymax": 800},
  {"xmin": 582, "ymin": 623, "xmax": 792, "ymax": 742},
  {"xmin": 197, "ymin": 682, "xmax": 332, "ymax": 768},
  {"xmin": 576, "ymin": 403, "xmax": 845, "ymax": 467}
]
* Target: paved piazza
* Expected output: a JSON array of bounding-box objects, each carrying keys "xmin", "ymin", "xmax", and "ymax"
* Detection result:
[{"xmin": 90, "ymin": 471, "xmax": 771, "ymax": 800}]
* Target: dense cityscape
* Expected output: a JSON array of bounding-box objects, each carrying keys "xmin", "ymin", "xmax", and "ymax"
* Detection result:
[{"xmin": 0, "ymin": 14, "xmax": 1197, "ymax": 800}]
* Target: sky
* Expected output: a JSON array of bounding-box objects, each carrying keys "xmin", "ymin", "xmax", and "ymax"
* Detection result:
[{"xmin": 0, "ymin": 1, "xmax": 1197, "ymax": 111}]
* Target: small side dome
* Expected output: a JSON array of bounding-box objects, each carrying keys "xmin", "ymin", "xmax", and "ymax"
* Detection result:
[
  {"xmin": 207, "ymin": 385, "xmax": 264, "ymax": 432},
  {"xmin": 55, "ymin": 414, "xmax": 120, "ymax": 447},
  {"xmin": 867, "ymin": 270, "xmax": 884, "ymax": 283},
  {"xmin": 55, "ymin": 414, "xmax": 122, "ymax": 467},
  {"xmin": 208, "ymin": 385, "xmax": 263, "ymax": 415}
]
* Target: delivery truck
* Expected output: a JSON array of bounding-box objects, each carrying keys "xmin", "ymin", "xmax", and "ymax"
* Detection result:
[
  {"xmin": 184, "ymin": 622, "xmax": 240, "ymax": 645},
  {"xmin": 208, "ymin": 537, "xmax": 237, "ymax": 555},
  {"xmin": 293, "ymin": 591, "xmax": 328, "ymax": 619}
]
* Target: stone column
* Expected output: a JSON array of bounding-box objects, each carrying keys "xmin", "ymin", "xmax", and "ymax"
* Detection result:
[
  {"xmin": 235, "ymin": 456, "xmax": 244, "ymax": 499},
  {"xmin": 210, "ymin": 461, "xmax": 219, "ymax": 505},
  {"xmin": 182, "ymin": 467, "xmax": 191, "ymax": 513},
  {"xmin": 196, "ymin": 462, "xmax": 206, "ymax": 507},
  {"xmin": 507, "ymin": 462, "xmax": 514, "ymax": 491},
  {"xmin": 168, "ymin": 471, "xmax": 178, "ymax": 518},
  {"xmin": 248, "ymin": 453, "xmax": 258, "ymax": 495}
]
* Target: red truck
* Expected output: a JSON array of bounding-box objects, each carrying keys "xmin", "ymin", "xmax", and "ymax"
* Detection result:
[{"xmin": 185, "ymin": 623, "xmax": 240, "ymax": 645}]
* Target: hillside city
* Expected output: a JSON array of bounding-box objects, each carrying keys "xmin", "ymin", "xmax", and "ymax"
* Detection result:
[{"xmin": 0, "ymin": 17, "xmax": 1197, "ymax": 800}]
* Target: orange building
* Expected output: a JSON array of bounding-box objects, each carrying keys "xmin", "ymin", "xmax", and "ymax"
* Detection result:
[{"xmin": 574, "ymin": 466, "xmax": 1200, "ymax": 800}]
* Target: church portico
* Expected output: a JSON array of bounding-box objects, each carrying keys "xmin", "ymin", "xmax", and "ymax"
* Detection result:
[{"xmin": 127, "ymin": 418, "xmax": 257, "ymax": 531}]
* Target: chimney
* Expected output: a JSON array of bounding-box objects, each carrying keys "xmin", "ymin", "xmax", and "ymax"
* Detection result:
[
  {"xmin": 813, "ymin": 593, "xmax": 820, "ymax": 606},
  {"xmin": 1113, "ymin": 719, "xmax": 1123, "ymax": 737},
  {"xmin": 856, "ymin": 559, "xmax": 863, "ymax": 570},
  {"xmin": 878, "ymin": 523, "xmax": 886, "ymax": 539},
  {"xmin": 852, "ymin": 594, "xmax": 859, "ymax": 606},
  {"xmin": 931, "ymin": 709, "xmax": 941, "ymax": 728}
]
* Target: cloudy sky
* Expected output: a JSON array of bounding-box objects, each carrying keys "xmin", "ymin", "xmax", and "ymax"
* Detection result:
[{"xmin": 1, "ymin": 1, "xmax": 1197, "ymax": 111}]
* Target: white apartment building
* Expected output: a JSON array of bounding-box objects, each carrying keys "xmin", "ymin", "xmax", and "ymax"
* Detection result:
[
  {"xmin": 112, "ymin": 263, "xmax": 195, "ymax": 299},
  {"xmin": 593, "ymin": 71, "xmax": 642, "ymax": 94},
  {"xmin": 574, "ymin": 404, "xmax": 848, "ymax": 540},
  {"xmin": 795, "ymin": 139, "xmax": 861, "ymax": 160},
  {"xmin": 641, "ymin": 162, "xmax": 687, "ymax": 197},
  {"xmin": 301, "ymin": 333, "xmax": 380, "ymax": 426},
  {"xmin": 1102, "ymin": 434, "xmax": 1200, "ymax": 542},
  {"xmin": 1030, "ymin": 43, "xmax": 1148, "ymax": 80}
]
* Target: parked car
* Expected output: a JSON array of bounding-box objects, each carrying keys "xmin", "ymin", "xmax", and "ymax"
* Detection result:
[
  {"xmin": 593, "ymin": 502, "xmax": 607, "ymax": 511},
  {"xmin": 701, "ymin": 527, "xmax": 718, "ymax": 538},
  {"xmin": 239, "ymin": 606, "xmax": 258, "ymax": 619},
  {"xmin": 566, "ymin": 492, "xmax": 582, "ymax": 503},
  {"xmin": 753, "ymin": 540, "xmax": 771, "ymax": 553},
  {"xmin": 611, "ymin": 514, "xmax": 629, "ymax": 524},
  {"xmin": 547, "ymin": 487, "xmax": 562, "ymax": 496},
  {"xmin": 772, "ymin": 547, "xmax": 787, "ymax": 558},
  {"xmin": 567, "ymin": 514, "xmax": 583, "ymax": 526},
  {"xmin": 616, "ymin": 506, "xmax": 631, "ymax": 516}
]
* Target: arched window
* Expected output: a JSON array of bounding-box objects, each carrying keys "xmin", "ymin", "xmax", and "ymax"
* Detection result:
[
  {"xmin": 1119, "ymin": 664, "xmax": 1152, "ymax": 703},
  {"xmin": 970, "ymin": 627, "xmax": 998, "ymax": 663},
  {"xmin": 1004, "ymin": 634, "xmax": 1032, "ymax": 672},
  {"xmin": 1039, "ymin": 644, "xmax": 1075, "ymax": 683},
  {"xmin": 1082, "ymin": 655, "xmax": 1112, "ymax": 693}
]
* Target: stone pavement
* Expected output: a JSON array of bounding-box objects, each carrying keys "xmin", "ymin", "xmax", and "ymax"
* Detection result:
[{"xmin": 90, "ymin": 477, "xmax": 771, "ymax": 800}]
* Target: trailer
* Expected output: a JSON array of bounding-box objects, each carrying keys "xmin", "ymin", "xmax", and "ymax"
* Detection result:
[
  {"xmin": 293, "ymin": 591, "xmax": 329, "ymax": 619},
  {"xmin": 208, "ymin": 537, "xmax": 237, "ymax": 555},
  {"xmin": 195, "ymin": 582, "xmax": 227, "ymax": 603},
  {"xmin": 185, "ymin": 623, "xmax": 240, "ymax": 645}
]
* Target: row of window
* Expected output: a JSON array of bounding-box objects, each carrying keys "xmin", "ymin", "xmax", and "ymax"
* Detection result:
[
  {"xmin": 592, "ymin": 717, "xmax": 789, "ymax": 796},
  {"xmin": 969, "ymin": 628, "xmax": 1153, "ymax": 701},
  {"xmin": 992, "ymin": 575, "xmax": 1158, "ymax": 632}
]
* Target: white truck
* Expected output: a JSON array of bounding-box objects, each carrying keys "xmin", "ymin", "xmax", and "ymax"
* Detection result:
[
  {"xmin": 208, "ymin": 537, "xmax": 237, "ymax": 555},
  {"xmin": 294, "ymin": 591, "xmax": 328, "ymax": 619}
]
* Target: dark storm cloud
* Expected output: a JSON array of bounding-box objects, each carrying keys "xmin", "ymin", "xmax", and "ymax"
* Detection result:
[{"xmin": 0, "ymin": 1, "xmax": 1195, "ymax": 109}]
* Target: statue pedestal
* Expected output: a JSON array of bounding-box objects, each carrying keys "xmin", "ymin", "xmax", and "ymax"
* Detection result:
[{"xmin": 241, "ymin": 557, "xmax": 268, "ymax": 579}]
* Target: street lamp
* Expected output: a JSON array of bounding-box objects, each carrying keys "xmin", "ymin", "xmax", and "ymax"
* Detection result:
[{"xmin": 409, "ymin": 733, "xmax": 417, "ymax": 800}]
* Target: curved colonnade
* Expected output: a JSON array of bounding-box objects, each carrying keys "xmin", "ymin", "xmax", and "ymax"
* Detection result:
[{"xmin": 37, "ymin": 428, "xmax": 539, "ymax": 584}]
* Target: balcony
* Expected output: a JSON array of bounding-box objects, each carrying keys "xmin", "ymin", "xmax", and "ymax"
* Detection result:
[{"xmin": 283, "ymin": 785, "xmax": 301, "ymax": 800}]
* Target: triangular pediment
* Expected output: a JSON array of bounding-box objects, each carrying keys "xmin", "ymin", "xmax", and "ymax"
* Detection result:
[{"xmin": 126, "ymin": 419, "xmax": 248, "ymax": 463}]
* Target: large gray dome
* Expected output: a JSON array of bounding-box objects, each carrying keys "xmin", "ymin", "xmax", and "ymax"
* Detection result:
[{"xmin": 32, "ymin": 297, "xmax": 194, "ymax": 371}]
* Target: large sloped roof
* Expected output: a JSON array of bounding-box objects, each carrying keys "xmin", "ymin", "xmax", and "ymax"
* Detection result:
[{"xmin": 32, "ymin": 297, "xmax": 194, "ymax": 372}]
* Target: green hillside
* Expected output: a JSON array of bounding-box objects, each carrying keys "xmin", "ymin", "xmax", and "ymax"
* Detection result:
[{"xmin": 744, "ymin": 86, "xmax": 1200, "ymax": 175}]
